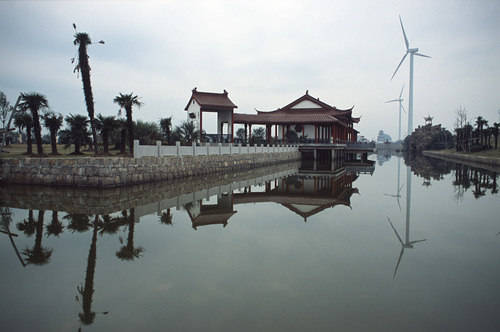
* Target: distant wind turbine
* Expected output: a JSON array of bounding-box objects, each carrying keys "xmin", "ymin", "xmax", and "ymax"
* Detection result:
[
  {"xmin": 386, "ymin": 84, "xmax": 406, "ymax": 141},
  {"xmin": 391, "ymin": 15, "xmax": 430, "ymax": 137}
]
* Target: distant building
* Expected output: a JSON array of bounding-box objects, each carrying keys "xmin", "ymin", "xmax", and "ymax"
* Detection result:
[{"xmin": 377, "ymin": 130, "xmax": 392, "ymax": 143}]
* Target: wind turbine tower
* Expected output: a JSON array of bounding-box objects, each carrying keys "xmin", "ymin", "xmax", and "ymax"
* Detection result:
[
  {"xmin": 386, "ymin": 84, "xmax": 406, "ymax": 141},
  {"xmin": 391, "ymin": 15, "xmax": 430, "ymax": 137}
]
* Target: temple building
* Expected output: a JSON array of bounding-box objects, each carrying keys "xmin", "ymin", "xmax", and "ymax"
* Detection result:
[
  {"xmin": 185, "ymin": 89, "xmax": 360, "ymax": 143},
  {"xmin": 234, "ymin": 90, "xmax": 360, "ymax": 143}
]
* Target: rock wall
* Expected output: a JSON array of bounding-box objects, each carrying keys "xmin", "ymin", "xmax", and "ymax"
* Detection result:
[{"xmin": 0, "ymin": 152, "xmax": 301, "ymax": 188}]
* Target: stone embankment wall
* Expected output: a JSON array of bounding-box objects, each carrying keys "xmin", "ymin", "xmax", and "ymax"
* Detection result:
[{"xmin": 0, "ymin": 151, "xmax": 301, "ymax": 188}]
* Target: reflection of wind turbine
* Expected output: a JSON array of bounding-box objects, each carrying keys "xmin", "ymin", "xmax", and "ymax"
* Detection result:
[
  {"xmin": 387, "ymin": 166, "xmax": 427, "ymax": 279},
  {"xmin": 391, "ymin": 15, "xmax": 431, "ymax": 136},
  {"xmin": 384, "ymin": 156, "xmax": 404, "ymax": 211},
  {"xmin": 386, "ymin": 85, "xmax": 406, "ymax": 141},
  {"xmin": 388, "ymin": 217, "xmax": 426, "ymax": 279}
]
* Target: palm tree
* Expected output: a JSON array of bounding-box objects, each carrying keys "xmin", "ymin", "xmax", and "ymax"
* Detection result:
[
  {"xmin": 159, "ymin": 117, "xmax": 172, "ymax": 145},
  {"xmin": 59, "ymin": 114, "xmax": 91, "ymax": 155},
  {"xmin": 95, "ymin": 114, "xmax": 119, "ymax": 154},
  {"xmin": 176, "ymin": 121, "xmax": 201, "ymax": 145},
  {"xmin": 73, "ymin": 27, "xmax": 104, "ymax": 155},
  {"xmin": 18, "ymin": 92, "xmax": 49, "ymax": 155},
  {"xmin": 42, "ymin": 112, "xmax": 63, "ymax": 155},
  {"xmin": 14, "ymin": 111, "xmax": 33, "ymax": 154},
  {"xmin": 114, "ymin": 93, "xmax": 143, "ymax": 156},
  {"xmin": 135, "ymin": 120, "xmax": 161, "ymax": 145}
]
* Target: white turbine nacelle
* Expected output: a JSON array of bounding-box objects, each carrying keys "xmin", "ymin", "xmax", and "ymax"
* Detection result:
[{"xmin": 409, "ymin": 48, "xmax": 419, "ymax": 53}]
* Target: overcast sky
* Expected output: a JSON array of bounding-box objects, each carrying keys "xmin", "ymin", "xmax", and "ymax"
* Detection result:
[{"xmin": 1, "ymin": 0, "xmax": 499, "ymax": 141}]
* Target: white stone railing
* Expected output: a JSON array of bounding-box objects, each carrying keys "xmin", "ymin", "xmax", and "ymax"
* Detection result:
[{"xmin": 133, "ymin": 140, "xmax": 299, "ymax": 159}]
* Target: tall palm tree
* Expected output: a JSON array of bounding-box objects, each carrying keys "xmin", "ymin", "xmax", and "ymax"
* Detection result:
[
  {"xmin": 114, "ymin": 93, "xmax": 143, "ymax": 156},
  {"xmin": 42, "ymin": 112, "xmax": 63, "ymax": 155},
  {"xmin": 18, "ymin": 92, "xmax": 49, "ymax": 155},
  {"xmin": 59, "ymin": 114, "xmax": 91, "ymax": 155},
  {"xmin": 73, "ymin": 27, "xmax": 104, "ymax": 155},
  {"xmin": 14, "ymin": 111, "xmax": 33, "ymax": 154},
  {"xmin": 95, "ymin": 114, "xmax": 119, "ymax": 154},
  {"xmin": 159, "ymin": 117, "xmax": 172, "ymax": 145}
]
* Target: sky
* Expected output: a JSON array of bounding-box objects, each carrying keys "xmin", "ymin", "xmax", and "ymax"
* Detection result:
[{"xmin": 1, "ymin": 0, "xmax": 499, "ymax": 141}]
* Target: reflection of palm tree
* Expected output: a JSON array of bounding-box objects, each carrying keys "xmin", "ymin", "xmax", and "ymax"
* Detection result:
[
  {"xmin": 1, "ymin": 207, "xmax": 27, "ymax": 267},
  {"xmin": 16, "ymin": 209, "xmax": 36, "ymax": 237},
  {"xmin": 99, "ymin": 214, "xmax": 122, "ymax": 236},
  {"xmin": 116, "ymin": 208, "xmax": 145, "ymax": 261},
  {"xmin": 22, "ymin": 210, "xmax": 53, "ymax": 266},
  {"xmin": 159, "ymin": 209, "xmax": 173, "ymax": 226},
  {"xmin": 76, "ymin": 216, "xmax": 108, "ymax": 327},
  {"xmin": 65, "ymin": 213, "xmax": 92, "ymax": 233},
  {"xmin": 45, "ymin": 211, "xmax": 64, "ymax": 237}
]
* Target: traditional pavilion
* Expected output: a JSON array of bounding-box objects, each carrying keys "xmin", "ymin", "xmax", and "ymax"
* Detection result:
[
  {"xmin": 233, "ymin": 90, "xmax": 360, "ymax": 143},
  {"xmin": 185, "ymin": 89, "xmax": 360, "ymax": 143},
  {"xmin": 184, "ymin": 88, "xmax": 238, "ymax": 142}
]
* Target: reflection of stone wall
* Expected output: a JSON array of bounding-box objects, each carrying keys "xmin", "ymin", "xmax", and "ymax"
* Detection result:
[
  {"xmin": 1, "ymin": 162, "xmax": 301, "ymax": 215},
  {"xmin": 0, "ymin": 152, "xmax": 301, "ymax": 188}
]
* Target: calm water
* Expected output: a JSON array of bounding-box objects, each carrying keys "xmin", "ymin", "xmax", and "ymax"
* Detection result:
[{"xmin": 1, "ymin": 155, "xmax": 499, "ymax": 332}]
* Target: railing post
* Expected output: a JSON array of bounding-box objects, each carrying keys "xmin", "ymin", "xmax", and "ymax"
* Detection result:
[
  {"xmin": 134, "ymin": 140, "xmax": 140, "ymax": 159},
  {"xmin": 157, "ymin": 140, "xmax": 161, "ymax": 157},
  {"xmin": 207, "ymin": 142, "xmax": 210, "ymax": 156},
  {"xmin": 176, "ymin": 141, "xmax": 181, "ymax": 157},
  {"xmin": 218, "ymin": 143, "xmax": 222, "ymax": 155},
  {"xmin": 229, "ymin": 143, "xmax": 233, "ymax": 155},
  {"xmin": 192, "ymin": 142, "xmax": 197, "ymax": 156},
  {"xmin": 238, "ymin": 143, "xmax": 242, "ymax": 154}
]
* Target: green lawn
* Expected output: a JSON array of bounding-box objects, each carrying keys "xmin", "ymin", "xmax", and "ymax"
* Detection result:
[{"xmin": 0, "ymin": 143, "xmax": 128, "ymax": 158}]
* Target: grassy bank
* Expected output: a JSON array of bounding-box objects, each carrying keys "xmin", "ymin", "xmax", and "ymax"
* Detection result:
[
  {"xmin": 424, "ymin": 147, "xmax": 500, "ymax": 159},
  {"xmin": 0, "ymin": 143, "xmax": 127, "ymax": 158}
]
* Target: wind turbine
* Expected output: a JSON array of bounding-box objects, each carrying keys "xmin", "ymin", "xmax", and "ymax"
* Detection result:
[
  {"xmin": 391, "ymin": 15, "xmax": 430, "ymax": 137},
  {"xmin": 386, "ymin": 84, "xmax": 406, "ymax": 141}
]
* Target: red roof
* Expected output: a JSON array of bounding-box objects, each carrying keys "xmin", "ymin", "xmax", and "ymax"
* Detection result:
[
  {"xmin": 184, "ymin": 88, "xmax": 237, "ymax": 110},
  {"xmin": 234, "ymin": 91, "xmax": 355, "ymax": 126},
  {"xmin": 233, "ymin": 112, "xmax": 347, "ymax": 126}
]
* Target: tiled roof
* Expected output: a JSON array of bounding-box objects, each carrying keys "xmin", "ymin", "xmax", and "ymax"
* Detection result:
[
  {"xmin": 184, "ymin": 88, "xmax": 237, "ymax": 110},
  {"xmin": 233, "ymin": 112, "xmax": 347, "ymax": 126}
]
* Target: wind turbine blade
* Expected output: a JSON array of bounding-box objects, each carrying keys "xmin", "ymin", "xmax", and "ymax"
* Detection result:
[
  {"xmin": 409, "ymin": 239, "xmax": 427, "ymax": 245},
  {"xmin": 401, "ymin": 104, "xmax": 407, "ymax": 114},
  {"xmin": 399, "ymin": 184, "xmax": 404, "ymax": 192},
  {"xmin": 397, "ymin": 197, "xmax": 402, "ymax": 212},
  {"xmin": 399, "ymin": 84, "xmax": 405, "ymax": 99},
  {"xmin": 391, "ymin": 53, "xmax": 408, "ymax": 81},
  {"xmin": 393, "ymin": 247, "xmax": 405, "ymax": 279},
  {"xmin": 386, "ymin": 99, "xmax": 399, "ymax": 103},
  {"xmin": 388, "ymin": 217, "xmax": 404, "ymax": 245},
  {"xmin": 415, "ymin": 52, "xmax": 431, "ymax": 58},
  {"xmin": 399, "ymin": 15, "xmax": 409, "ymax": 51}
]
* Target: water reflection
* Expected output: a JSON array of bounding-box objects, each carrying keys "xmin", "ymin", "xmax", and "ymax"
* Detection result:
[{"xmin": 1, "ymin": 156, "xmax": 499, "ymax": 331}]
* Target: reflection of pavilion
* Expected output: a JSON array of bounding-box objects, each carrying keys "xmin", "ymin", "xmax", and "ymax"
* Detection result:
[
  {"xmin": 182, "ymin": 171, "xmax": 359, "ymax": 228},
  {"xmin": 233, "ymin": 172, "xmax": 359, "ymax": 222},
  {"xmin": 185, "ymin": 194, "xmax": 237, "ymax": 230}
]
